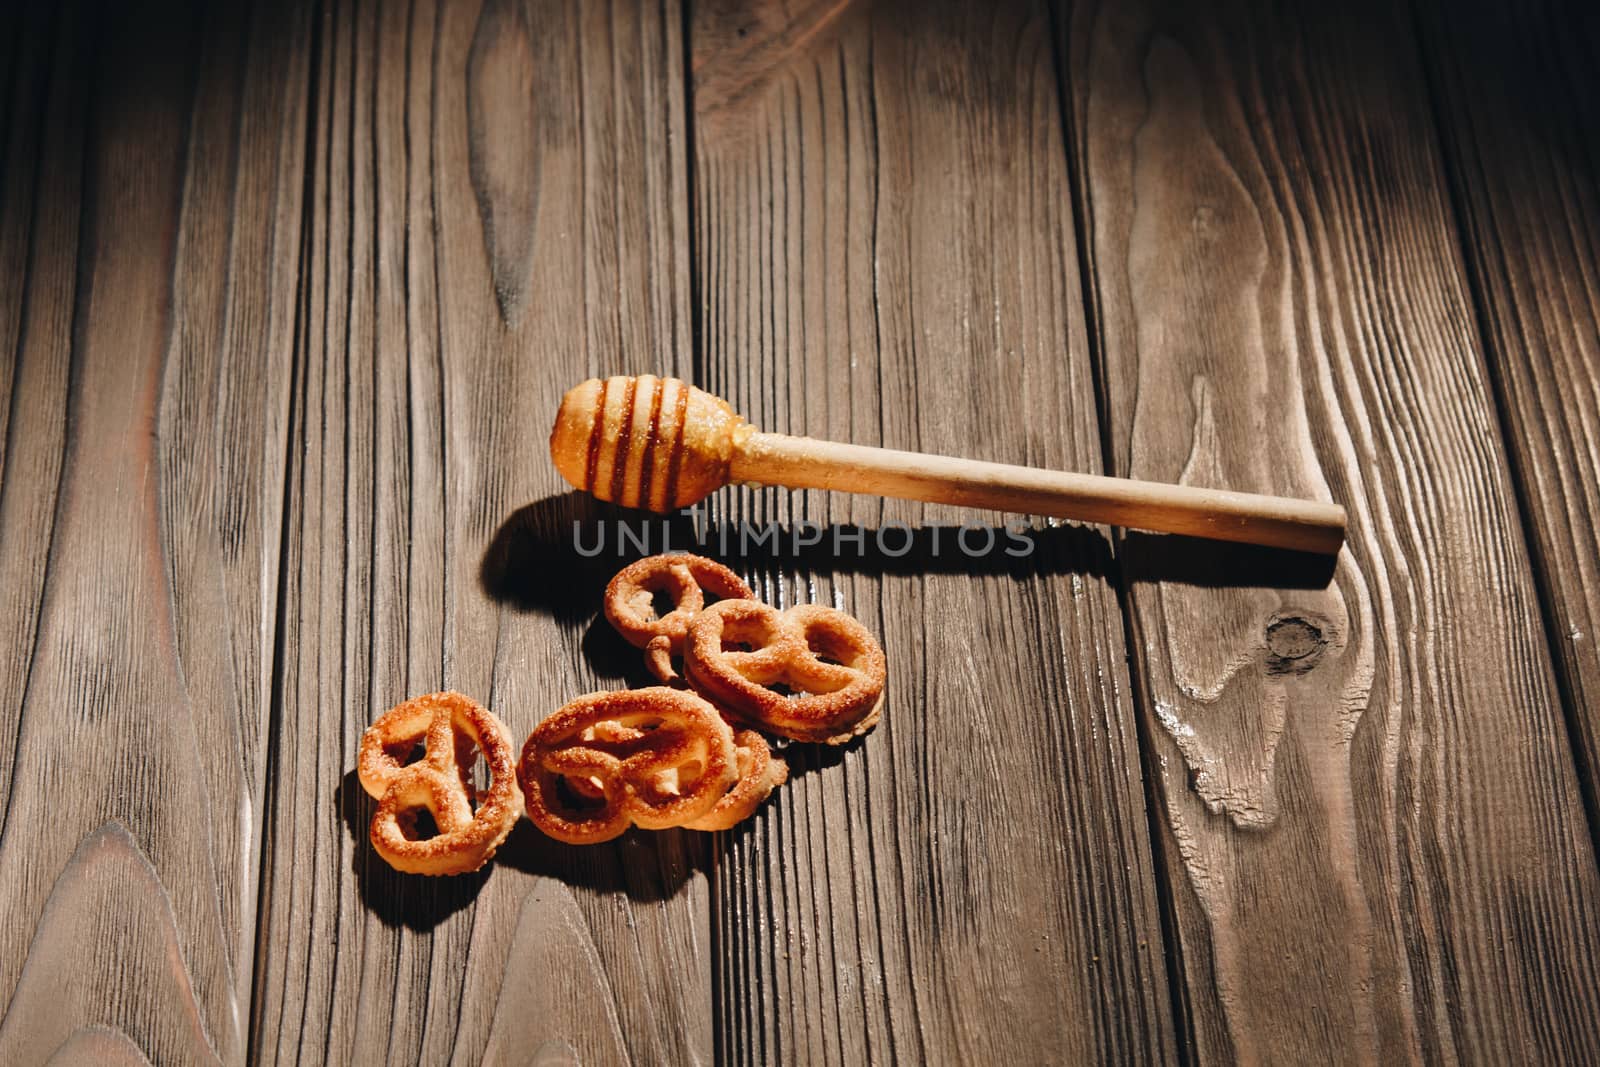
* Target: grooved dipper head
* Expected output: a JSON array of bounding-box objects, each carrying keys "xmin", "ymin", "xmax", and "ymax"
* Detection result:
[{"xmin": 550, "ymin": 375, "xmax": 745, "ymax": 512}]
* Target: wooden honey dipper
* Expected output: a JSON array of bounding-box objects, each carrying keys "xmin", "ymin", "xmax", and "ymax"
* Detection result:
[{"xmin": 550, "ymin": 375, "xmax": 1346, "ymax": 554}]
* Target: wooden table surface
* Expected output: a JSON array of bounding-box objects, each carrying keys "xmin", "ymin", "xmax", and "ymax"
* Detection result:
[{"xmin": 3, "ymin": 0, "xmax": 1598, "ymax": 1063}]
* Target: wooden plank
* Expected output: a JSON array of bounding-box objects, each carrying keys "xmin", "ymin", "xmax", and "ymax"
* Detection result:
[
  {"xmin": 247, "ymin": 1, "xmax": 713, "ymax": 1063},
  {"xmin": 0, "ymin": 1, "xmax": 44, "ymax": 473},
  {"xmin": 0, "ymin": 0, "xmax": 311, "ymax": 1062},
  {"xmin": 691, "ymin": 2, "xmax": 1176, "ymax": 1062},
  {"xmin": 1061, "ymin": 0, "xmax": 1600, "ymax": 1060},
  {"xmin": 1418, "ymin": 0, "xmax": 1600, "ymax": 822}
]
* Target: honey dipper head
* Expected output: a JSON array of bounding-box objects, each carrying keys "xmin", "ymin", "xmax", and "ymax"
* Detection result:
[{"xmin": 550, "ymin": 375, "xmax": 745, "ymax": 512}]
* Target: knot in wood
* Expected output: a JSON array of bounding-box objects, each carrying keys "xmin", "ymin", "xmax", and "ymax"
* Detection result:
[{"xmin": 1264, "ymin": 613, "xmax": 1328, "ymax": 675}]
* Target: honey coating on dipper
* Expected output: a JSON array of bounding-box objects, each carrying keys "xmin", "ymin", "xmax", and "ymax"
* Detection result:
[{"xmin": 550, "ymin": 375, "xmax": 748, "ymax": 511}]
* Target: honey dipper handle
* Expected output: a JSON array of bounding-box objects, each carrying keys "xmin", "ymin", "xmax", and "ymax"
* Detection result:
[{"xmin": 729, "ymin": 431, "xmax": 1346, "ymax": 554}]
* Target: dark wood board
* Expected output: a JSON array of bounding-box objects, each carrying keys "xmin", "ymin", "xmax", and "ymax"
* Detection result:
[
  {"xmin": 691, "ymin": 1, "xmax": 1176, "ymax": 1062},
  {"xmin": 1060, "ymin": 0, "xmax": 1600, "ymax": 1060},
  {"xmin": 1417, "ymin": 0, "xmax": 1600, "ymax": 832},
  {"xmin": 4, "ymin": 0, "xmax": 1600, "ymax": 1062},
  {"xmin": 0, "ymin": 0, "xmax": 311, "ymax": 1061},
  {"xmin": 247, "ymin": 1, "xmax": 716, "ymax": 1063}
]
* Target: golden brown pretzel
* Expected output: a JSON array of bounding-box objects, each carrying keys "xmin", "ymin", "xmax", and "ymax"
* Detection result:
[
  {"xmin": 357, "ymin": 691, "xmax": 522, "ymax": 875},
  {"xmin": 684, "ymin": 600, "xmax": 887, "ymax": 744},
  {"xmin": 684, "ymin": 729, "xmax": 789, "ymax": 831},
  {"xmin": 604, "ymin": 553, "xmax": 754, "ymax": 683},
  {"xmin": 519, "ymin": 687, "xmax": 739, "ymax": 844}
]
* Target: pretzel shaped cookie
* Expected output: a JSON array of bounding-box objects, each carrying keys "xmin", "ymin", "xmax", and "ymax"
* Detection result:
[
  {"xmin": 605, "ymin": 554, "xmax": 754, "ymax": 683},
  {"xmin": 685, "ymin": 729, "xmax": 789, "ymax": 831},
  {"xmin": 684, "ymin": 600, "xmax": 887, "ymax": 744},
  {"xmin": 519, "ymin": 687, "xmax": 740, "ymax": 844},
  {"xmin": 357, "ymin": 691, "xmax": 522, "ymax": 875}
]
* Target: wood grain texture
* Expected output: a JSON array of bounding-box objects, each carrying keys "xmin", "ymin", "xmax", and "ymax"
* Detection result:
[
  {"xmin": 248, "ymin": 1, "xmax": 714, "ymax": 1063},
  {"xmin": 692, "ymin": 1, "xmax": 1176, "ymax": 1061},
  {"xmin": 1062, "ymin": 0, "xmax": 1600, "ymax": 1060},
  {"xmin": 0, "ymin": 0, "xmax": 310, "ymax": 1062},
  {"xmin": 5, "ymin": 1, "xmax": 1598, "ymax": 1060},
  {"xmin": 1418, "ymin": 0, "xmax": 1600, "ymax": 823}
]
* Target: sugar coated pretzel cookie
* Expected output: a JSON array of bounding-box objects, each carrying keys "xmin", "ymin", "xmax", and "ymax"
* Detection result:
[
  {"xmin": 519, "ymin": 687, "xmax": 739, "ymax": 844},
  {"xmin": 556, "ymin": 725, "xmax": 785, "ymax": 832},
  {"xmin": 684, "ymin": 600, "xmax": 887, "ymax": 744},
  {"xmin": 357, "ymin": 691, "xmax": 522, "ymax": 875},
  {"xmin": 684, "ymin": 729, "xmax": 789, "ymax": 831},
  {"xmin": 604, "ymin": 553, "xmax": 754, "ymax": 683}
]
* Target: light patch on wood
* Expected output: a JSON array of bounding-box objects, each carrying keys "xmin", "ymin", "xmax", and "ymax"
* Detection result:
[
  {"xmin": 480, "ymin": 889, "xmax": 628, "ymax": 1066},
  {"xmin": 1128, "ymin": 42, "xmax": 1371, "ymax": 834},
  {"xmin": 44, "ymin": 1027, "xmax": 156, "ymax": 1067},
  {"xmin": 467, "ymin": 0, "xmax": 544, "ymax": 323},
  {"xmin": 0, "ymin": 825, "xmax": 220, "ymax": 1066}
]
